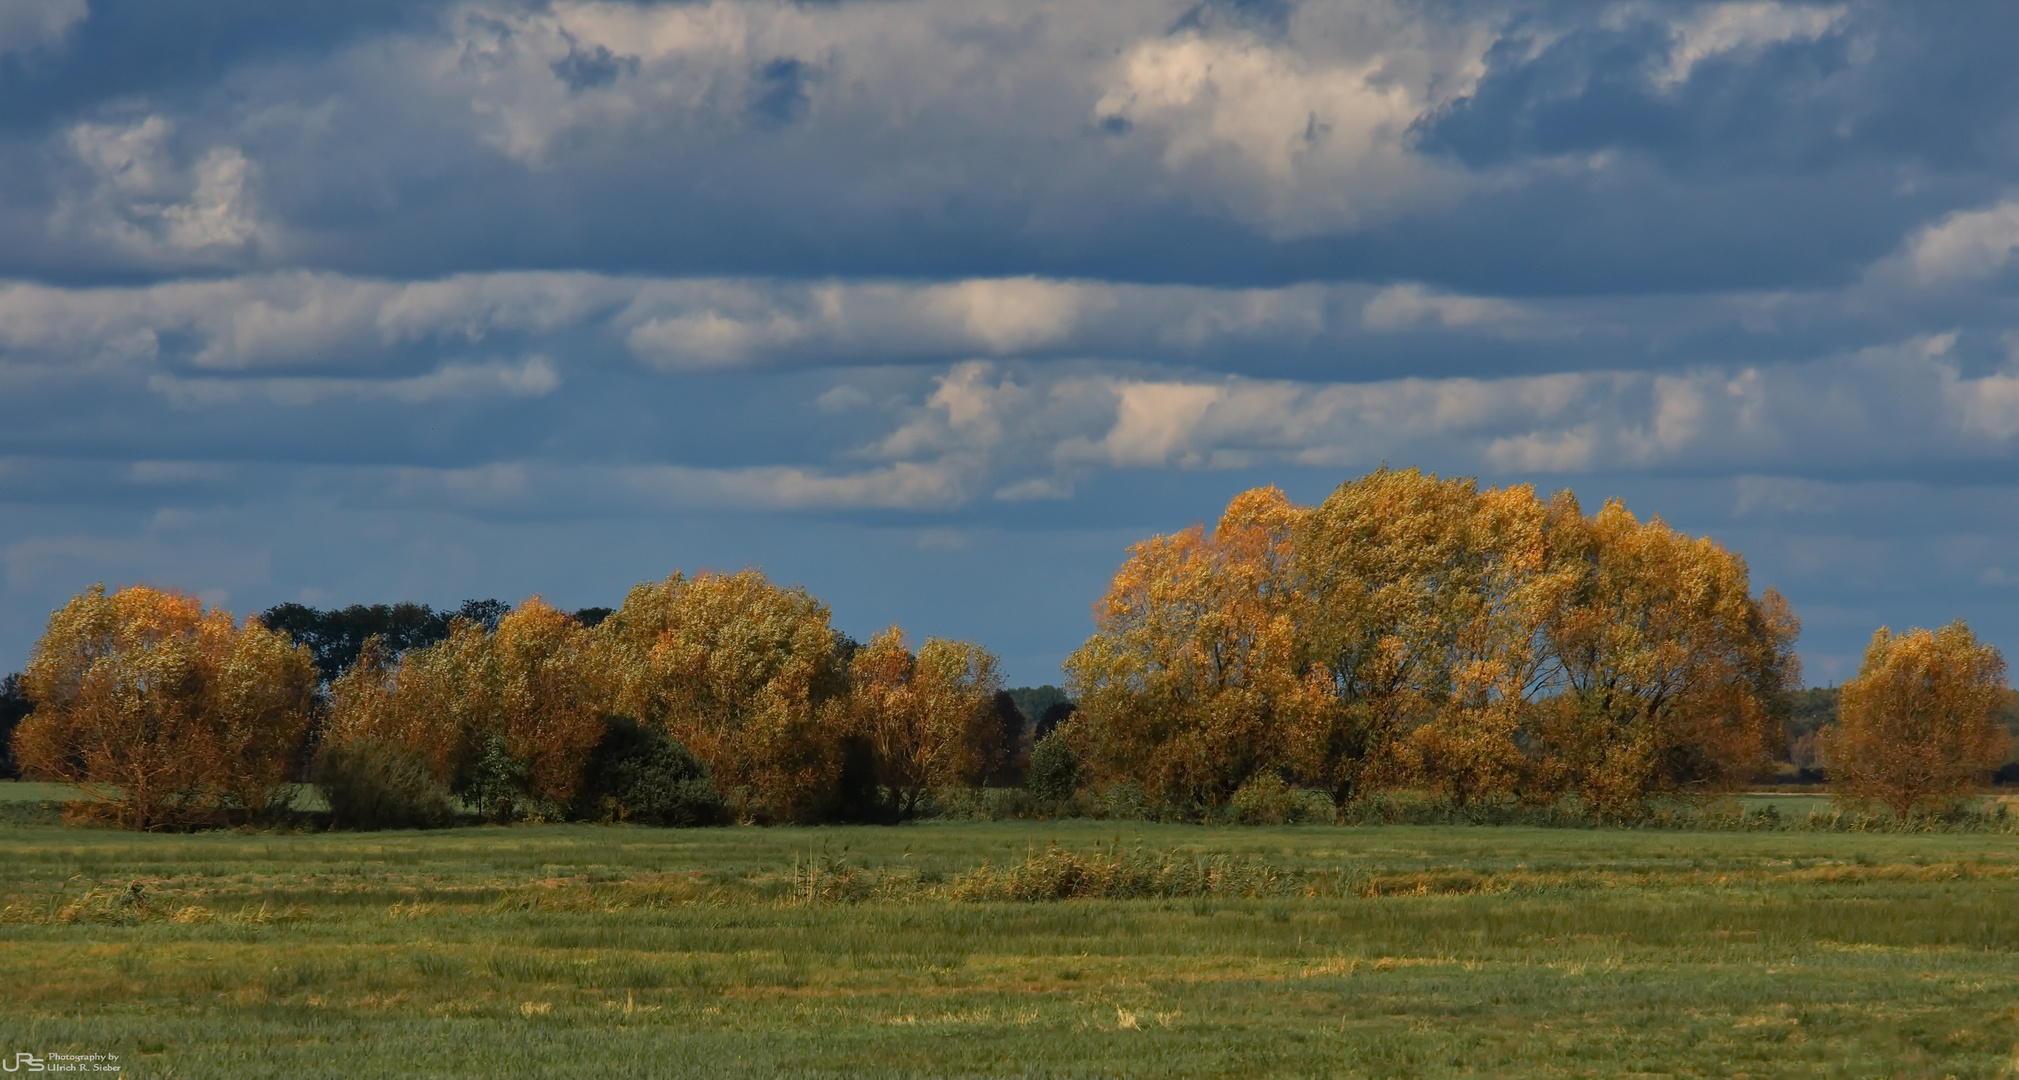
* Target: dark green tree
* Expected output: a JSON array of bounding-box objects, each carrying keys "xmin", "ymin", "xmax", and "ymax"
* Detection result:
[
  {"xmin": 0, "ymin": 672, "xmax": 31, "ymax": 780},
  {"xmin": 259, "ymin": 602, "xmax": 452, "ymax": 684}
]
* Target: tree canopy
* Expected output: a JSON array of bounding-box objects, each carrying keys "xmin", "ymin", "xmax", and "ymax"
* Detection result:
[
  {"xmin": 1065, "ymin": 470, "xmax": 1800, "ymax": 819},
  {"xmin": 1825, "ymin": 622, "xmax": 2010, "ymax": 814}
]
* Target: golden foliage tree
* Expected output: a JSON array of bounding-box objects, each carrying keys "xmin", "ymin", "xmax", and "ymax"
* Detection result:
[
  {"xmin": 325, "ymin": 598, "xmax": 609, "ymax": 819},
  {"xmin": 1378, "ymin": 483, "xmax": 1584, "ymax": 807},
  {"xmin": 326, "ymin": 619, "xmax": 491, "ymax": 791},
  {"xmin": 848, "ymin": 627, "xmax": 1002, "ymax": 815},
  {"xmin": 1066, "ymin": 487, "xmax": 1336, "ymax": 814},
  {"xmin": 1825, "ymin": 622, "xmax": 2009, "ymax": 815},
  {"xmin": 1290, "ymin": 469, "xmax": 1549, "ymax": 805},
  {"xmin": 603, "ymin": 570, "xmax": 847, "ymax": 822},
  {"xmin": 490, "ymin": 599, "xmax": 610, "ymax": 810},
  {"xmin": 1067, "ymin": 470, "xmax": 1800, "ymax": 818},
  {"xmin": 14, "ymin": 584, "xmax": 316, "ymax": 829},
  {"xmin": 1533, "ymin": 499, "xmax": 1798, "ymax": 817}
]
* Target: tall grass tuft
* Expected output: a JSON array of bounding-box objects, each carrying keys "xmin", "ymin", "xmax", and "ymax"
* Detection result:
[{"xmin": 949, "ymin": 843, "xmax": 1281, "ymax": 901}]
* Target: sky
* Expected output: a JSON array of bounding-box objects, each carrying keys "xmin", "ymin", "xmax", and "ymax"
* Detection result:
[{"xmin": 4, "ymin": 0, "xmax": 2019, "ymax": 687}]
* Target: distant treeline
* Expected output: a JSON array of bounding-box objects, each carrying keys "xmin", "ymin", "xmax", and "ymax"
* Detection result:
[
  {"xmin": 3, "ymin": 468, "xmax": 2014, "ymax": 828},
  {"xmin": 5, "ymin": 574, "xmax": 1035, "ymax": 829}
]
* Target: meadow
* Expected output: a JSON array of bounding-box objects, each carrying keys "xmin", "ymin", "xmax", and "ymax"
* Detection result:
[{"xmin": 0, "ymin": 790, "xmax": 2014, "ymax": 1078}]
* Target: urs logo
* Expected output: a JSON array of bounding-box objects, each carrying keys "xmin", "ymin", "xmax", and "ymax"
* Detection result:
[{"xmin": 0, "ymin": 1052, "xmax": 43, "ymax": 1072}]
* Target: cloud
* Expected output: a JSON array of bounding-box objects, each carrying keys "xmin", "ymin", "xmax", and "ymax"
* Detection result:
[
  {"xmin": 0, "ymin": 272, "xmax": 618, "ymax": 372},
  {"xmin": 1091, "ymin": 4, "xmax": 1488, "ymax": 235},
  {"xmin": 0, "ymin": 0, "xmax": 1999, "ymax": 297},
  {"xmin": 815, "ymin": 384, "xmax": 873, "ymax": 413},
  {"xmin": 1651, "ymin": 2, "xmax": 1846, "ymax": 88},
  {"xmin": 822, "ymin": 334, "xmax": 2019, "ymax": 505},
  {"xmin": 1898, "ymin": 198, "xmax": 2019, "ymax": 285},
  {"xmin": 0, "ymin": 271, "xmax": 1594, "ymax": 384},
  {"xmin": 147, "ymin": 355, "xmax": 559, "ymax": 407},
  {"xmin": 52, "ymin": 116, "xmax": 270, "ymax": 265},
  {"xmin": 367, "ymin": 459, "xmax": 971, "ymax": 514},
  {"xmin": 1360, "ymin": 283, "xmax": 1526, "ymax": 331},
  {"xmin": 0, "ymin": 0, "xmax": 85, "ymax": 56}
]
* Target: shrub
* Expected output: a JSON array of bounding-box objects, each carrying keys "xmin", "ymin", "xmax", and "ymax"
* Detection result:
[
  {"xmin": 313, "ymin": 739, "xmax": 459, "ymax": 830},
  {"xmin": 1227, "ymin": 773, "xmax": 1300, "ymax": 825},
  {"xmin": 1026, "ymin": 731, "xmax": 1080, "ymax": 802},
  {"xmin": 571, "ymin": 716, "xmax": 725, "ymax": 827},
  {"xmin": 455, "ymin": 732, "xmax": 532, "ymax": 823}
]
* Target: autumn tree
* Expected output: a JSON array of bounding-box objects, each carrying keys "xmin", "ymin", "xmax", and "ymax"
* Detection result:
[
  {"xmin": 848, "ymin": 627, "xmax": 1001, "ymax": 815},
  {"xmin": 1530, "ymin": 498, "xmax": 1799, "ymax": 817},
  {"xmin": 1380, "ymin": 483, "xmax": 1585, "ymax": 807},
  {"xmin": 13, "ymin": 584, "xmax": 317, "ymax": 829},
  {"xmin": 1067, "ymin": 470, "xmax": 1801, "ymax": 819},
  {"xmin": 488, "ymin": 599, "xmax": 611, "ymax": 812},
  {"xmin": 323, "ymin": 598, "xmax": 609, "ymax": 820},
  {"xmin": 601, "ymin": 570, "xmax": 848, "ymax": 823},
  {"xmin": 1066, "ymin": 487, "xmax": 1336, "ymax": 815},
  {"xmin": 325, "ymin": 627, "xmax": 480, "ymax": 791},
  {"xmin": 1289, "ymin": 470, "xmax": 1566, "ymax": 806},
  {"xmin": 1824, "ymin": 622, "xmax": 2009, "ymax": 815}
]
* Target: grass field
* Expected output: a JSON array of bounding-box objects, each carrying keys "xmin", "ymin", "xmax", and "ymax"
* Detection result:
[{"xmin": 1, "ymin": 801, "xmax": 2016, "ymax": 1078}]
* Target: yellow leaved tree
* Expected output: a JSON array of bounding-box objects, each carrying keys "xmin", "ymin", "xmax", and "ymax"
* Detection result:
[
  {"xmin": 1066, "ymin": 470, "xmax": 1800, "ymax": 820},
  {"xmin": 1290, "ymin": 469, "xmax": 1559, "ymax": 806},
  {"xmin": 1065, "ymin": 486, "xmax": 1335, "ymax": 815},
  {"xmin": 1825, "ymin": 622, "xmax": 2009, "ymax": 815},
  {"xmin": 848, "ymin": 627, "xmax": 1001, "ymax": 816},
  {"xmin": 602, "ymin": 570, "xmax": 848, "ymax": 822},
  {"xmin": 1377, "ymin": 483, "xmax": 1585, "ymax": 808},
  {"xmin": 1531, "ymin": 498, "xmax": 1799, "ymax": 818},
  {"xmin": 15, "ymin": 584, "xmax": 316, "ymax": 829},
  {"xmin": 490, "ymin": 599, "xmax": 610, "ymax": 811},
  {"xmin": 326, "ymin": 598, "xmax": 611, "ymax": 820}
]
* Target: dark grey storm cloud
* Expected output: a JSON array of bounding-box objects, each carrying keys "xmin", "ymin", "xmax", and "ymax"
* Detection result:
[{"xmin": 3, "ymin": 0, "xmax": 2019, "ymax": 684}]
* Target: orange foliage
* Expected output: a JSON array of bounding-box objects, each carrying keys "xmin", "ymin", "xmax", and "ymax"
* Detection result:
[
  {"xmin": 1825, "ymin": 622, "xmax": 2009, "ymax": 815},
  {"xmin": 491, "ymin": 599, "xmax": 609, "ymax": 808},
  {"xmin": 325, "ymin": 598, "xmax": 609, "ymax": 817},
  {"xmin": 849, "ymin": 627, "xmax": 1001, "ymax": 814},
  {"xmin": 1534, "ymin": 499, "xmax": 1798, "ymax": 817},
  {"xmin": 1066, "ymin": 486, "xmax": 1335, "ymax": 813},
  {"xmin": 14, "ymin": 584, "xmax": 316, "ymax": 829},
  {"xmin": 1068, "ymin": 471, "xmax": 1800, "ymax": 818}
]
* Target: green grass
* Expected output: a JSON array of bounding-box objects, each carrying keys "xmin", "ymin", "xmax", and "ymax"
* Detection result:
[
  {"xmin": 1, "ymin": 819, "xmax": 2015, "ymax": 1078},
  {"xmin": 0, "ymin": 781, "xmax": 89, "ymax": 803},
  {"xmin": 1735, "ymin": 792, "xmax": 1837, "ymax": 817}
]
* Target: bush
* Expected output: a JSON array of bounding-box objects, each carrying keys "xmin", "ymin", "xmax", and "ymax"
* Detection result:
[
  {"xmin": 314, "ymin": 739, "xmax": 459, "ymax": 830},
  {"xmin": 1226, "ymin": 774, "xmax": 1297, "ymax": 825},
  {"xmin": 571, "ymin": 716, "xmax": 725, "ymax": 827},
  {"xmin": 455, "ymin": 732, "xmax": 533, "ymax": 823},
  {"xmin": 1025, "ymin": 731, "xmax": 1080, "ymax": 803}
]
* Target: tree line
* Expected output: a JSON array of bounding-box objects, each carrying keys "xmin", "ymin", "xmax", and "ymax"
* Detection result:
[
  {"xmin": 8, "ymin": 574, "xmax": 1016, "ymax": 829},
  {"xmin": 2, "ymin": 468, "xmax": 2011, "ymax": 828}
]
